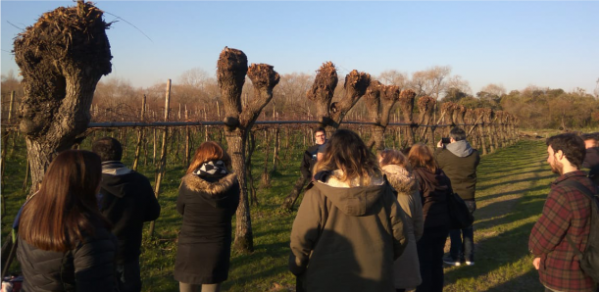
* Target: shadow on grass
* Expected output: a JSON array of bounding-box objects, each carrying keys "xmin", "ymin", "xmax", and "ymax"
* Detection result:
[
  {"xmin": 476, "ymin": 175, "xmax": 555, "ymax": 192},
  {"xmin": 444, "ymin": 192, "xmax": 548, "ymax": 291}
]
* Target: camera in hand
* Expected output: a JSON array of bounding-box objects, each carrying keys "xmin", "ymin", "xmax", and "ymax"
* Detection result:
[{"xmin": 441, "ymin": 137, "xmax": 451, "ymax": 144}]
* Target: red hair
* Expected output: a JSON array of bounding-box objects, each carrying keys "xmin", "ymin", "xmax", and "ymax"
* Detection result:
[
  {"xmin": 407, "ymin": 143, "xmax": 437, "ymax": 173},
  {"xmin": 186, "ymin": 141, "xmax": 231, "ymax": 174}
]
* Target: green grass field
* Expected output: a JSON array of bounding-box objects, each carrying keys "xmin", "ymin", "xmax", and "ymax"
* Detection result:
[{"xmin": 1, "ymin": 133, "xmax": 556, "ymax": 292}]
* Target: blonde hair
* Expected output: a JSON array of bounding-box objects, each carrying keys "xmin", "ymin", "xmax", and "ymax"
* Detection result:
[{"xmin": 313, "ymin": 129, "xmax": 381, "ymax": 186}]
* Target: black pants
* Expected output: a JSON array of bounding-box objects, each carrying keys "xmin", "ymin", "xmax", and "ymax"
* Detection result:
[
  {"xmin": 416, "ymin": 227, "xmax": 449, "ymax": 292},
  {"xmin": 116, "ymin": 258, "xmax": 142, "ymax": 292}
]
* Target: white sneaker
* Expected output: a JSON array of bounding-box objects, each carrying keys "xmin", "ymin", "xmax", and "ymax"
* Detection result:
[
  {"xmin": 465, "ymin": 261, "xmax": 475, "ymax": 266},
  {"xmin": 443, "ymin": 258, "xmax": 461, "ymax": 266}
]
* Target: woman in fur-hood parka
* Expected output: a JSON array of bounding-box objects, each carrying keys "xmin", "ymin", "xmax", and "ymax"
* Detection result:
[
  {"xmin": 289, "ymin": 130, "xmax": 407, "ymax": 292},
  {"xmin": 380, "ymin": 150, "xmax": 424, "ymax": 291},
  {"xmin": 174, "ymin": 142, "xmax": 240, "ymax": 292}
]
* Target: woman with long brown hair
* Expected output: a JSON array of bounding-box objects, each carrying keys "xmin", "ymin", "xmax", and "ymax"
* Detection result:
[
  {"xmin": 174, "ymin": 141, "xmax": 239, "ymax": 292},
  {"xmin": 289, "ymin": 129, "xmax": 406, "ymax": 292},
  {"xmin": 408, "ymin": 143, "xmax": 452, "ymax": 292},
  {"xmin": 379, "ymin": 149, "xmax": 424, "ymax": 292},
  {"xmin": 17, "ymin": 150, "xmax": 117, "ymax": 292}
]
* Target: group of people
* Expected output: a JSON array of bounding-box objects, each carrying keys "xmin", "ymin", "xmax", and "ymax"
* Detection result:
[
  {"xmin": 288, "ymin": 127, "xmax": 480, "ymax": 292},
  {"xmin": 10, "ymin": 127, "xmax": 598, "ymax": 292},
  {"xmin": 14, "ymin": 138, "xmax": 240, "ymax": 292}
]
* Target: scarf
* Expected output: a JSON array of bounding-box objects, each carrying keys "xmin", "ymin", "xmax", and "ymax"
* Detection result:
[{"xmin": 194, "ymin": 160, "xmax": 228, "ymax": 177}]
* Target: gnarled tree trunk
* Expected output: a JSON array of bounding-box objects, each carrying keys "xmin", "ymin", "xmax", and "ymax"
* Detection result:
[
  {"xmin": 15, "ymin": 1, "xmax": 112, "ymax": 192},
  {"xmin": 217, "ymin": 47, "xmax": 279, "ymax": 253},
  {"xmin": 398, "ymin": 89, "xmax": 416, "ymax": 148},
  {"xmin": 364, "ymin": 81, "xmax": 400, "ymax": 151}
]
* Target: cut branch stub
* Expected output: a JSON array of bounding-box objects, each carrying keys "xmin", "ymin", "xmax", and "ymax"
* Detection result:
[
  {"xmin": 399, "ymin": 89, "xmax": 416, "ymax": 123},
  {"xmin": 330, "ymin": 70, "xmax": 370, "ymax": 127},
  {"xmin": 417, "ymin": 96, "xmax": 436, "ymax": 125},
  {"xmin": 495, "ymin": 110, "xmax": 504, "ymax": 124},
  {"xmin": 379, "ymin": 84, "xmax": 400, "ymax": 127},
  {"xmin": 441, "ymin": 102, "xmax": 456, "ymax": 125},
  {"xmin": 364, "ymin": 80, "xmax": 383, "ymax": 124},
  {"xmin": 464, "ymin": 108, "xmax": 476, "ymax": 124},
  {"xmin": 474, "ymin": 108, "xmax": 486, "ymax": 124},
  {"xmin": 217, "ymin": 47, "xmax": 248, "ymax": 129},
  {"xmin": 455, "ymin": 104, "xmax": 467, "ymax": 125},
  {"xmin": 14, "ymin": 0, "xmax": 112, "ymax": 191},
  {"xmin": 482, "ymin": 108, "xmax": 493, "ymax": 124},
  {"xmin": 307, "ymin": 62, "xmax": 338, "ymax": 127},
  {"xmin": 241, "ymin": 63, "xmax": 280, "ymax": 127}
]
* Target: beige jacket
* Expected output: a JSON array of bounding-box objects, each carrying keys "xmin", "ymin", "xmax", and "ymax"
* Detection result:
[
  {"xmin": 382, "ymin": 165, "xmax": 424, "ymax": 289},
  {"xmin": 289, "ymin": 170, "xmax": 407, "ymax": 292}
]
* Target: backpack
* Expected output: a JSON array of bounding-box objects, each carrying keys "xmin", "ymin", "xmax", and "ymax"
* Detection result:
[{"xmin": 560, "ymin": 180, "xmax": 599, "ymax": 284}]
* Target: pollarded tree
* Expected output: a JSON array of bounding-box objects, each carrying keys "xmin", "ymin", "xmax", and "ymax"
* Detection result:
[
  {"xmin": 398, "ymin": 89, "xmax": 417, "ymax": 147},
  {"xmin": 217, "ymin": 47, "xmax": 280, "ymax": 253},
  {"xmin": 364, "ymin": 80, "xmax": 400, "ymax": 151},
  {"xmin": 307, "ymin": 62, "xmax": 371, "ymax": 132},
  {"xmin": 15, "ymin": 0, "xmax": 112, "ymax": 192}
]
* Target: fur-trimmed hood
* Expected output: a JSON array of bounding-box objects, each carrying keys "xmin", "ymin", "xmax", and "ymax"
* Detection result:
[
  {"xmin": 382, "ymin": 165, "xmax": 418, "ymax": 195},
  {"xmin": 312, "ymin": 169, "xmax": 387, "ymax": 217},
  {"xmin": 181, "ymin": 172, "xmax": 238, "ymax": 196},
  {"xmin": 322, "ymin": 169, "xmax": 384, "ymax": 188}
]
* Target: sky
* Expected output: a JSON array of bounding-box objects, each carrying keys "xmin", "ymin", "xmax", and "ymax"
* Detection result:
[{"xmin": 1, "ymin": 1, "xmax": 599, "ymax": 95}]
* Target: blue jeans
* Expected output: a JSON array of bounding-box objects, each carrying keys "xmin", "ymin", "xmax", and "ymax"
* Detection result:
[{"xmin": 449, "ymin": 200, "xmax": 476, "ymax": 262}]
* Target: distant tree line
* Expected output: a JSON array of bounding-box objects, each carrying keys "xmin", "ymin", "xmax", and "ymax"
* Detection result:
[{"xmin": 2, "ymin": 67, "xmax": 598, "ymax": 130}]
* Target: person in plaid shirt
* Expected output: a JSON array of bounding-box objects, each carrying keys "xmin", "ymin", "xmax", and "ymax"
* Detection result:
[{"xmin": 529, "ymin": 133, "xmax": 597, "ymax": 292}]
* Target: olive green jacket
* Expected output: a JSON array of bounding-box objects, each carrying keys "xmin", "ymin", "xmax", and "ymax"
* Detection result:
[
  {"xmin": 434, "ymin": 141, "xmax": 480, "ymax": 200},
  {"xmin": 289, "ymin": 171, "xmax": 407, "ymax": 292}
]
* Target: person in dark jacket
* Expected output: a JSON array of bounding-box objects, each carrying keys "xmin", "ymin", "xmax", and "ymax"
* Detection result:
[
  {"xmin": 282, "ymin": 127, "xmax": 327, "ymax": 210},
  {"xmin": 16, "ymin": 150, "xmax": 117, "ymax": 292},
  {"xmin": 409, "ymin": 143, "xmax": 451, "ymax": 292},
  {"xmin": 434, "ymin": 127, "xmax": 480, "ymax": 266},
  {"xmin": 581, "ymin": 132, "xmax": 598, "ymax": 185},
  {"xmin": 174, "ymin": 141, "xmax": 240, "ymax": 292},
  {"xmin": 529, "ymin": 133, "xmax": 597, "ymax": 292},
  {"xmin": 91, "ymin": 137, "xmax": 161, "ymax": 292}
]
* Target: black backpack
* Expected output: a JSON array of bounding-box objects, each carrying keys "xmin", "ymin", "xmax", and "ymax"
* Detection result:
[{"xmin": 560, "ymin": 180, "xmax": 599, "ymax": 284}]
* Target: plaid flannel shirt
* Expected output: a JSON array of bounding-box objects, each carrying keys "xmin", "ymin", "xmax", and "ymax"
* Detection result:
[{"xmin": 529, "ymin": 171, "xmax": 596, "ymax": 292}]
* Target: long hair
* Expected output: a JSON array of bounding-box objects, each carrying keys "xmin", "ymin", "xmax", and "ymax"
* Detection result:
[
  {"xmin": 407, "ymin": 143, "xmax": 437, "ymax": 174},
  {"xmin": 313, "ymin": 129, "xmax": 381, "ymax": 186},
  {"xmin": 379, "ymin": 149, "xmax": 412, "ymax": 171},
  {"xmin": 19, "ymin": 150, "xmax": 107, "ymax": 252},
  {"xmin": 186, "ymin": 141, "xmax": 232, "ymax": 174}
]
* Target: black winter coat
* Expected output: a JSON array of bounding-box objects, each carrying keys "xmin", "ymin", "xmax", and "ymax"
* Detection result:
[
  {"xmin": 16, "ymin": 221, "xmax": 118, "ymax": 292},
  {"xmin": 174, "ymin": 172, "xmax": 240, "ymax": 285},
  {"xmin": 99, "ymin": 163, "xmax": 161, "ymax": 263},
  {"xmin": 413, "ymin": 168, "xmax": 451, "ymax": 230},
  {"xmin": 300, "ymin": 144, "xmax": 321, "ymax": 179}
]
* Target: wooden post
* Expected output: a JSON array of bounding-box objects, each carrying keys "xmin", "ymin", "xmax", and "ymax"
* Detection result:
[
  {"xmin": 132, "ymin": 94, "xmax": 146, "ymax": 171},
  {"xmin": 149, "ymin": 79, "xmax": 171, "ymax": 237},
  {"xmin": 8, "ymin": 91, "xmax": 15, "ymax": 124},
  {"xmin": 185, "ymin": 105, "xmax": 190, "ymax": 166}
]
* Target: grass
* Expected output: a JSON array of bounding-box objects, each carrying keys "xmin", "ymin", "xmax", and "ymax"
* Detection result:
[
  {"xmin": 443, "ymin": 139, "xmax": 552, "ymax": 291},
  {"xmin": 1, "ymin": 129, "xmax": 556, "ymax": 291}
]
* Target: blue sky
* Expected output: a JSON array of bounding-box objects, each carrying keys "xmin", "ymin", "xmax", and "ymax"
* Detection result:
[{"xmin": 1, "ymin": 1, "xmax": 598, "ymax": 94}]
